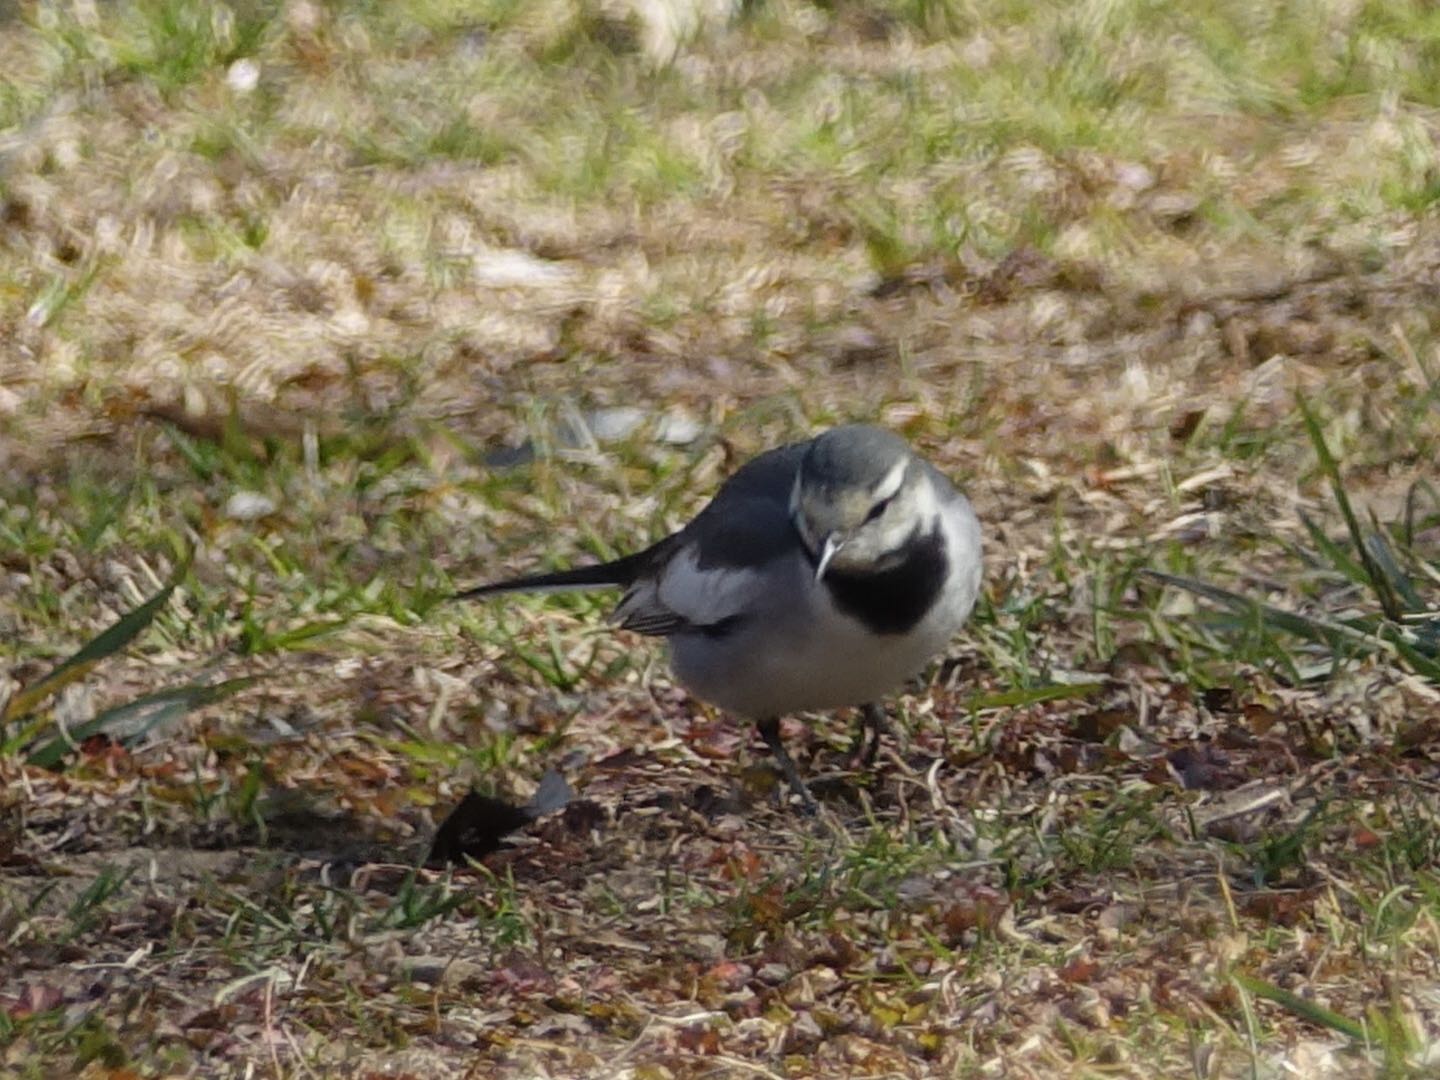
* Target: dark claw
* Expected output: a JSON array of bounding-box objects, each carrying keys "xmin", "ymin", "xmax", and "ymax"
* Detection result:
[
  {"xmin": 756, "ymin": 717, "xmax": 818, "ymax": 814},
  {"xmin": 846, "ymin": 702, "xmax": 889, "ymax": 769}
]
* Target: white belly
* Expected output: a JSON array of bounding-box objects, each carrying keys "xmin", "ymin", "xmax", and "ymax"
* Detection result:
[{"xmin": 668, "ymin": 539, "xmax": 978, "ymax": 717}]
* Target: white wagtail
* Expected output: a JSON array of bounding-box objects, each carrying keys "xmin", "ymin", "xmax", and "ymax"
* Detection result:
[{"xmin": 458, "ymin": 424, "xmax": 983, "ymax": 810}]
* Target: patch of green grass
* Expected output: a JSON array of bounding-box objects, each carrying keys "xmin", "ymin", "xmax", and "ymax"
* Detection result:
[
  {"xmin": 112, "ymin": 0, "xmax": 277, "ymax": 93},
  {"xmin": 1148, "ymin": 391, "xmax": 1439, "ymax": 690},
  {"xmin": 1053, "ymin": 786, "xmax": 1175, "ymax": 876},
  {"xmin": 64, "ymin": 864, "xmax": 137, "ymax": 941},
  {"xmin": 24, "ymin": 0, "xmax": 279, "ymax": 97}
]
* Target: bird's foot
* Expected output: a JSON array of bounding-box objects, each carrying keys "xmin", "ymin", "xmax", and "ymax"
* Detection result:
[
  {"xmin": 756, "ymin": 717, "xmax": 818, "ymax": 815},
  {"xmin": 845, "ymin": 702, "xmax": 889, "ymax": 770}
]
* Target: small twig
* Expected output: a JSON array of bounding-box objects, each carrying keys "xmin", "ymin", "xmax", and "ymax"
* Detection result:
[{"xmin": 1196, "ymin": 786, "xmax": 1287, "ymax": 830}]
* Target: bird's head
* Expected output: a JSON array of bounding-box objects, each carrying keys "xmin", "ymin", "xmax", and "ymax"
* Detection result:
[{"xmin": 790, "ymin": 425, "xmax": 934, "ymax": 580}]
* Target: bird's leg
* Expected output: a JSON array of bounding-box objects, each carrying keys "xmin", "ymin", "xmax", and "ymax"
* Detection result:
[
  {"xmin": 847, "ymin": 702, "xmax": 889, "ymax": 768},
  {"xmin": 756, "ymin": 717, "xmax": 817, "ymax": 814}
]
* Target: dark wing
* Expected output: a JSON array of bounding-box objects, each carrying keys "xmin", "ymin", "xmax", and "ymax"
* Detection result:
[
  {"xmin": 683, "ymin": 441, "xmax": 808, "ymax": 570},
  {"xmin": 458, "ymin": 439, "xmax": 812, "ymax": 638},
  {"xmin": 611, "ymin": 441, "xmax": 809, "ymax": 636}
]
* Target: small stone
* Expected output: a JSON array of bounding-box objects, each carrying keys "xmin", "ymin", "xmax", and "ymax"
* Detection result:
[
  {"xmin": 586, "ymin": 406, "xmax": 646, "ymax": 443},
  {"xmin": 396, "ymin": 956, "xmax": 487, "ymax": 988},
  {"xmin": 226, "ymin": 59, "xmax": 260, "ymax": 93},
  {"xmin": 704, "ymin": 961, "xmax": 753, "ymax": 992},
  {"xmin": 784, "ymin": 1010, "xmax": 824, "ymax": 1050},
  {"xmin": 483, "ymin": 441, "xmax": 534, "ymax": 469},
  {"xmin": 329, "ymin": 307, "xmax": 369, "ymax": 336},
  {"xmin": 1113, "ymin": 161, "xmax": 1156, "ymax": 191},
  {"xmin": 472, "ymin": 250, "xmax": 575, "ymax": 288},
  {"xmin": 224, "ymin": 491, "xmax": 277, "ymax": 521},
  {"xmin": 655, "ymin": 407, "xmax": 702, "ymax": 445}
]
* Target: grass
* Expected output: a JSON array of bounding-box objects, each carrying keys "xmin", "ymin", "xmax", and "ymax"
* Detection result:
[{"xmin": 3, "ymin": 0, "xmax": 1440, "ymax": 1075}]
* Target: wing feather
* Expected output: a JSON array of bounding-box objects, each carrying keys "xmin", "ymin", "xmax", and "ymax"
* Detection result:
[{"xmin": 607, "ymin": 440, "xmax": 811, "ymax": 637}]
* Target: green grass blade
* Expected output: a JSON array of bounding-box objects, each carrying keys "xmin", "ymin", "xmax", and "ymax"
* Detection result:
[
  {"xmin": 1295, "ymin": 392, "xmax": 1402, "ymax": 621},
  {"xmin": 1146, "ymin": 570, "xmax": 1440, "ymax": 682},
  {"xmin": 1232, "ymin": 973, "xmax": 1366, "ymax": 1042},
  {"xmin": 242, "ymin": 617, "xmax": 350, "ymax": 655},
  {"xmin": 1297, "ymin": 510, "xmax": 1369, "ymax": 588},
  {"xmin": 1403, "ymin": 479, "xmax": 1440, "ymax": 552},
  {"xmin": 1363, "ymin": 516, "xmax": 1425, "ymax": 612},
  {"xmin": 2, "ymin": 550, "xmax": 194, "ymax": 724},
  {"xmin": 966, "ymin": 682, "xmax": 1106, "ymax": 710},
  {"xmin": 1144, "ymin": 570, "xmax": 1355, "ymax": 651},
  {"xmin": 25, "ymin": 676, "xmax": 260, "ymax": 769},
  {"xmin": 0, "ymin": 714, "xmax": 57, "ymax": 758},
  {"xmin": 1384, "ymin": 632, "xmax": 1440, "ymax": 681}
]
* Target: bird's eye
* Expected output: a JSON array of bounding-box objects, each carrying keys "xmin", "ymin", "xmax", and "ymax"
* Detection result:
[{"xmin": 863, "ymin": 496, "xmax": 892, "ymax": 525}]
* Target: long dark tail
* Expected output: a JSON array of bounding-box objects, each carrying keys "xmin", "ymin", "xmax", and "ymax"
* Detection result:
[{"xmin": 453, "ymin": 547, "xmax": 657, "ymax": 601}]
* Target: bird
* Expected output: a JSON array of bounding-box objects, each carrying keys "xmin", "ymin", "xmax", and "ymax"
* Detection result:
[{"xmin": 457, "ymin": 424, "xmax": 983, "ymax": 811}]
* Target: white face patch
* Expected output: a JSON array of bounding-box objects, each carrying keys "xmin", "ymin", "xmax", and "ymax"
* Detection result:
[
  {"xmin": 906, "ymin": 470, "xmax": 939, "ymax": 521},
  {"xmin": 792, "ymin": 456, "xmax": 936, "ymax": 574},
  {"xmin": 871, "ymin": 459, "xmax": 908, "ymax": 503},
  {"xmin": 821, "ymin": 465, "xmax": 940, "ymax": 572}
]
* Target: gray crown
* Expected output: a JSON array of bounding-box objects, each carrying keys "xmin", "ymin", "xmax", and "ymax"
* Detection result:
[{"xmin": 800, "ymin": 424, "xmax": 914, "ymax": 491}]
